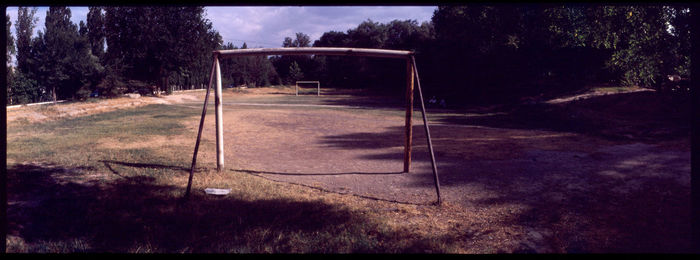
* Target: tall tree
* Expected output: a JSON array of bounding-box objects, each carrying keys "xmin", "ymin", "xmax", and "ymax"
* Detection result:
[
  {"xmin": 273, "ymin": 32, "xmax": 313, "ymax": 84},
  {"xmin": 7, "ymin": 14, "xmax": 16, "ymax": 104},
  {"xmin": 103, "ymin": 6, "xmax": 221, "ymax": 94},
  {"xmin": 10, "ymin": 7, "xmax": 45, "ymax": 104},
  {"xmin": 311, "ymin": 19, "xmax": 429, "ymax": 92},
  {"xmin": 545, "ymin": 5, "xmax": 691, "ymax": 89},
  {"xmin": 14, "ymin": 7, "xmax": 37, "ymax": 75},
  {"xmin": 37, "ymin": 7, "xmax": 102, "ymax": 100},
  {"xmin": 220, "ymin": 42, "xmax": 280, "ymax": 88},
  {"xmin": 6, "ymin": 14, "xmax": 14, "ymax": 66},
  {"xmin": 86, "ymin": 6, "xmax": 105, "ymax": 61},
  {"xmin": 288, "ymin": 61, "xmax": 304, "ymax": 83}
]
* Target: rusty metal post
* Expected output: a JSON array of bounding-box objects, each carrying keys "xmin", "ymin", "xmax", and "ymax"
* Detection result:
[
  {"xmin": 410, "ymin": 55, "xmax": 442, "ymax": 204},
  {"xmin": 185, "ymin": 55, "xmax": 218, "ymax": 199},
  {"xmin": 403, "ymin": 57, "xmax": 414, "ymax": 173},
  {"xmin": 215, "ymin": 56, "xmax": 224, "ymax": 172}
]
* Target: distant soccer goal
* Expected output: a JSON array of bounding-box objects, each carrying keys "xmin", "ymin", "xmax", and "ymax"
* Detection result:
[{"xmin": 295, "ymin": 81, "xmax": 320, "ymax": 96}]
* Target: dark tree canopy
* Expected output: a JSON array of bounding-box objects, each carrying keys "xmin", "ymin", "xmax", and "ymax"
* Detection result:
[
  {"xmin": 6, "ymin": 5, "xmax": 691, "ymax": 105},
  {"xmin": 86, "ymin": 7, "xmax": 105, "ymax": 61}
]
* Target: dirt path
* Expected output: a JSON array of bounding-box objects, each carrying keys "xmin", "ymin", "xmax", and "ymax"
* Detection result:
[{"xmin": 177, "ymin": 88, "xmax": 690, "ymax": 253}]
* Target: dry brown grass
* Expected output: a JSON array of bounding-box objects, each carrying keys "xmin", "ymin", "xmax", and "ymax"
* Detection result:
[
  {"xmin": 5, "ymin": 87, "xmax": 692, "ymax": 253},
  {"xmin": 6, "ymin": 92, "xmax": 203, "ymax": 124}
]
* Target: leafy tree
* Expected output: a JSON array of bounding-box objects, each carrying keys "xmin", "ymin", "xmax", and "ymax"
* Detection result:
[
  {"xmin": 11, "ymin": 7, "xmax": 47, "ymax": 104},
  {"xmin": 288, "ymin": 61, "xmax": 304, "ymax": 83},
  {"xmin": 219, "ymin": 42, "xmax": 280, "ymax": 88},
  {"xmin": 9, "ymin": 72, "xmax": 41, "ymax": 104},
  {"xmin": 310, "ymin": 19, "xmax": 432, "ymax": 92},
  {"xmin": 7, "ymin": 14, "xmax": 16, "ymax": 104},
  {"xmin": 15, "ymin": 7, "xmax": 38, "ymax": 75},
  {"xmin": 33, "ymin": 7, "xmax": 103, "ymax": 100},
  {"xmin": 6, "ymin": 14, "xmax": 14, "ymax": 65},
  {"xmin": 103, "ymin": 6, "xmax": 221, "ymax": 94},
  {"xmin": 545, "ymin": 5, "xmax": 690, "ymax": 89},
  {"xmin": 273, "ymin": 32, "xmax": 314, "ymax": 84},
  {"xmin": 291, "ymin": 32, "xmax": 311, "ymax": 47},
  {"xmin": 312, "ymin": 31, "xmax": 352, "ymax": 88},
  {"xmin": 86, "ymin": 6, "xmax": 105, "ymax": 61}
]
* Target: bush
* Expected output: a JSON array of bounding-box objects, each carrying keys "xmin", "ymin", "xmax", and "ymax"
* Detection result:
[
  {"xmin": 9, "ymin": 72, "xmax": 41, "ymax": 105},
  {"xmin": 96, "ymin": 73, "xmax": 127, "ymax": 97},
  {"xmin": 76, "ymin": 84, "xmax": 93, "ymax": 100}
]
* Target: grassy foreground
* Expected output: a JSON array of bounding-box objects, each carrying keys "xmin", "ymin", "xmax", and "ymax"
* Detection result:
[{"xmin": 6, "ymin": 103, "xmax": 469, "ymax": 253}]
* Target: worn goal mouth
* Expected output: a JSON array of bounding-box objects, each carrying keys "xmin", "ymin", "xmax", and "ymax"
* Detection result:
[{"xmin": 185, "ymin": 47, "xmax": 441, "ymax": 204}]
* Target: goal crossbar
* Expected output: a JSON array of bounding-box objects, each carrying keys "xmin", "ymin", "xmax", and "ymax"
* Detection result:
[
  {"xmin": 185, "ymin": 47, "xmax": 442, "ymax": 204},
  {"xmin": 216, "ymin": 47, "xmax": 413, "ymax": 59}
]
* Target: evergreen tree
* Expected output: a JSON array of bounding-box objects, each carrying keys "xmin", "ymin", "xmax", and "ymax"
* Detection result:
[
  {"xmin": 37, "ymin": 7, "xmax": 102, "ymax": 100},
  {"xmin": 7, "ymin": 14, "xmax": 15, "ymax": 104},
  {"xmin": 6, "ymin": 14, "xmax": 14, "ymax": 66},
  {"xmin": 11, "ymin": 7, "xmax": 43, "ymax": 104},
  {"xmin": 288, "ymin": 61, "xmax": 304, "ymax": 83},
  {"xmin": 87, "ymin": 7, "xmax": 105, "ymax": 61},
  {"xmin": 15, "ymin": 7, "xmax": 37, "ymax": 75}
]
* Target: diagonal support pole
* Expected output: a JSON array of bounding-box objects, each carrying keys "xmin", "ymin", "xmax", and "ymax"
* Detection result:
[
  {"xmin": 410, "ymin": 55, "xmax": 442, "ymax": 205},
  {"xmin": 184, "ymin": 55, "xmax": 219, "ymax": 199}
]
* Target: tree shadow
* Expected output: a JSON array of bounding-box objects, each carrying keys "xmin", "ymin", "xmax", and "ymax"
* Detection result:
[
  {"xmin": 453, "ymin": 148, "xmax": 692, "ymax": 253},
  {"xmin": 311, "ymin": 88, "xmax": 407, "ymax": 110},
  {"xmin": 316, "ymin": 105, "xmax": 691, "ymax": 252},
  {"xmin": 433, "ymin": 91, "xmax": 690, "ymax": 142},
  {"xmin": 100, "ymin": 160, "xmax": 191, "ymax": 172},
  {"xmin": 234, "ymin": 168, "xmax": 403, "ymax": 176},
  {"xmin": 5, "ymin": 162, "xmax": 459, "ymax": 253}
]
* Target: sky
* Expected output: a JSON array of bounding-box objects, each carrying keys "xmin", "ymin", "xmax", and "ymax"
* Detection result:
[{"xmin": 6, "ymin": 6, "xmax": 437, "ymax": 49}]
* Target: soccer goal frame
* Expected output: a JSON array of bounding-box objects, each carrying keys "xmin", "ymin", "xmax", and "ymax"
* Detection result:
[
  {"xmin": 295, "ymin": 81, "xmax": 321, "ymax": 96},
  {"xmin": 185, "ymin": 47, "xmax": 442, "ymax": 203}
]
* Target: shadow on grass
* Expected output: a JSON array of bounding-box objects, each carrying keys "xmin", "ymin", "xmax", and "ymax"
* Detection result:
[
  {"xmin": 316, "ymin": 98, "xmax": 692, "ymax": 252},
  {"xmin": 6, "ymin": 163, "xmax": 455, "ymax": 253},
  {"xmin": 434, "ymin": 91, "xmax": 690, "ymax": 142},
  {"xmin": 100, "ymin": 160, "xmax": 191, "ymax": 172},
  {"xmin": 234, "ymin": 168, "xmax": 404, "ymax": 176}
]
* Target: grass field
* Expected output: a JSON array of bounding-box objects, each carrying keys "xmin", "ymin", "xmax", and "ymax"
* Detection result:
[
  {"xmin": 6, "ymin": 101, "xmax": 472, "ymax": 253},
  {"xmin": 5, "ymin": 86, "xmax": 692, "ymax": 253}
]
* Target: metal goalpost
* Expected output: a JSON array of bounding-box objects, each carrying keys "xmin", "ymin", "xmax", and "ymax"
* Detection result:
[
  {"xmin": 184, "ymin": 47, "xmax": 442, "ymax": 204},
  {"xmin": 295, "ymin": 81, "xmax": 321, "ymax": 96}
]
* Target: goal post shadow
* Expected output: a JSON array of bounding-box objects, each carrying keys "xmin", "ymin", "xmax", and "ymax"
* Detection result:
[{"xmin": 184, "ymin": 47, "xmax": 442, "ymax": 204}]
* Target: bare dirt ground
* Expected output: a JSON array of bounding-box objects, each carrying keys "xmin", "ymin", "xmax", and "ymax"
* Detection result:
[
  {"xmin": 187, "ymin": 87, "xmax": 691, "ymax": 253},
  {"xmin": 8, "ymin": 86, "xmax": 691, "ymax": 253}
]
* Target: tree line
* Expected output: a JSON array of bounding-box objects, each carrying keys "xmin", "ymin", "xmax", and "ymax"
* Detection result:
[
  {"xmin": 6, "ymin": 6, "xmax": 222, "ymax": 105},
  {"xmin": 6, "ymin": 5, "xmax": 691, "ymax": 106}
]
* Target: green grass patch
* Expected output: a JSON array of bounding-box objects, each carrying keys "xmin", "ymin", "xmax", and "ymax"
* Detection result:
[{"xmin": 591, "ymin": 86, "xmax": 635, "ymax": 93}]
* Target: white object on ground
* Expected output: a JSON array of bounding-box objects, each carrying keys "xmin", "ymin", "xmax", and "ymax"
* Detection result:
[{"xmin": 204, "ymin": 188, "xmax": 231, "ymax": 195}]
